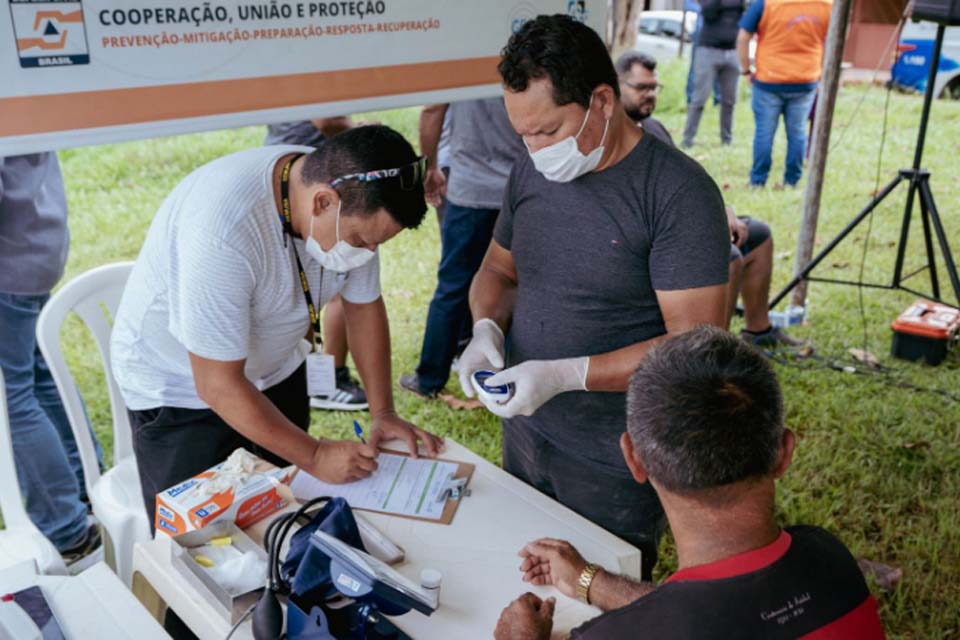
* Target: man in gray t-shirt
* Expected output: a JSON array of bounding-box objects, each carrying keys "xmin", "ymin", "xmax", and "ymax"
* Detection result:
[
  {"xmin": 399, "ymin": 98, "xmax": 526, "ymax": 397},
  {"xmin": 459, "ymin": 16, "xmax": 729, "ymax": 579},
  {"xmin": 0, "ymin": 154, "xmax": 101, "ymax": 560}
]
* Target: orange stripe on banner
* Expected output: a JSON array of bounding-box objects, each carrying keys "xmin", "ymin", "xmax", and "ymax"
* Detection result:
[{"xmin": 0, "ymin": 56, "xmax": 501, "ymax": 137}]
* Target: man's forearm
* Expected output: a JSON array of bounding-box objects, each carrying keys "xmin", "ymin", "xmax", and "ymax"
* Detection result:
[
  {"xmin": 584, "ymin": 335, "xmax": 669, "ymax": 392},
  {"xmin": 342, "ymin": 297, "xmax": 395, "ymax": 418},
  {"xmin": 419, "ymin": 104, "xmax": 448, "ymax": 169},
  {"xmin": 469, "ymin": 266, "xmax": 516, "ymax": 334},
  {"xmin": 589, "ymin": 569, "xmax": 656, "ymax": 612},
  {"xmin": 204, "ymin": 378, "xmax": 319, "ymax": 469},
  {"xmin": 311, "ymin": 116, "xmax": 354, "ymax": 138},
  {"xmin": 737, "ymin": 30, "xmax": 752, "ymax": 72}
]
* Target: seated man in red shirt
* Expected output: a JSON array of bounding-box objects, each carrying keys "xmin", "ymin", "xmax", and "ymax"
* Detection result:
[{"xmin": 495, "ymin": 326, "xmax": 885, "ymax": 640}]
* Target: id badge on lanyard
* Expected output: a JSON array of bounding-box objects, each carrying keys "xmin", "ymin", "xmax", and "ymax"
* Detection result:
[
  {"xmin": 279, "ymin": 154, "xmax": 337, "ymax": 398},
  {"xmin": 306, "ymin": 352, "xmax": 337, "ymax": 397}
]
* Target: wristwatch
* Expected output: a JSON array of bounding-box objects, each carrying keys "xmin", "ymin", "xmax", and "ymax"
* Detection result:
[{"xmin": 576, "ymin": 563, "xmax": 602, "ymax": 604}]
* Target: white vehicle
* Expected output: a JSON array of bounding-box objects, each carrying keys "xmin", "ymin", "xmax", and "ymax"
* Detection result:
[
  {"xmin": 636, "ymin": 10, "xmax": 698, "ymax": 60},
  {"xmin": 635, "ymin": 10, "xmax": 755, "ymax": 64}
]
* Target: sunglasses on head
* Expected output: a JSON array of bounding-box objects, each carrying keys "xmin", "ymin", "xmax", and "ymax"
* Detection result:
[{"xmin": 329, "ymin": 156, "xmax": 428, "ymax": 191}]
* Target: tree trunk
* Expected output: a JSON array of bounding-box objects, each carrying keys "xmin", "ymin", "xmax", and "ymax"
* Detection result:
[
  {"xmin": 678, "ymin": 9, "xmax": 688, "ymax": 58},
  {"xmin": 610, "ymin": 0, "xmax": 643, "ymax": 61},
  {"xmin": 789, "ymin": 0, "xmax": 854, "ymax": 309}
]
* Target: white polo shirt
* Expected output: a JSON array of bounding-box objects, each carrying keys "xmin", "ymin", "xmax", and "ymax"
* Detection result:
[{"xmin": 111, "ymin": 146, "xmax": 381, "ymax": 411}]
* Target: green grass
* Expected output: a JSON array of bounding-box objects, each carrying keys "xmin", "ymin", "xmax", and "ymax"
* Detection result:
[{"xmin": 35, "ymin": 59, "xmax": 960, "ymax": 637}]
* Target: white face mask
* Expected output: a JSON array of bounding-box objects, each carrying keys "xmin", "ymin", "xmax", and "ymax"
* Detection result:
[
  {"xmin": 305, "ymin": 200, "xmax": 377, "ymax": 272},
  {"xmin": 528, "ymin": 94, "xmax": 610, "ymax": 183}
]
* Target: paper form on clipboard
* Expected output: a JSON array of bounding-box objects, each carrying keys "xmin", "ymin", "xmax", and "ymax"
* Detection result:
[{"xmin": 290, "ymin": 452, "xmax": 472, "ymax": 523}]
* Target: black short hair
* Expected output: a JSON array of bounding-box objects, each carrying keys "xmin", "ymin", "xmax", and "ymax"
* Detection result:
[
  {"xmin": 498, "ymin": 14, "xmax": 620, "ymax": 108},
  {"xmin": 626, "ymin": 326, "xmax": 785, "ymax": 494},
  {"xmin": 615, "ymin": 51, "xmax": 658, "ymax": 76},
  {"xmin": 300, "ymin": 124, "xmax": 426, "ymax": 229}
]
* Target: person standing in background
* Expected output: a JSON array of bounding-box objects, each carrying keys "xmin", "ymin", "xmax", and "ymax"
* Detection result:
[
  {"xmin": 682, "ymin": 0, "xmax": 746, "ymax": 148},
  {"xmin": 399, "ymin": 98, "xmax": 525, "ymax": 399},
  {"xmin": 0, "ymin": 153, "xmax": 103, "ymax": 562},
  {"xmin": 738, "ymin": 0, "xmax": 832, "ymax": 187}
]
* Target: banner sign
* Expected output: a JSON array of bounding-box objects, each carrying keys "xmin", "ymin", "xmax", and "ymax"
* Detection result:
[{"xmin": 1, "ymin": 0, "xmax": 607, "ymax": 154}]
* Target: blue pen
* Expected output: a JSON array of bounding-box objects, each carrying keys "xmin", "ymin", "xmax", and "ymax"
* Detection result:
[{"xmin": 353, "ymin": 420, "xmax": 366, "ymax": 444}]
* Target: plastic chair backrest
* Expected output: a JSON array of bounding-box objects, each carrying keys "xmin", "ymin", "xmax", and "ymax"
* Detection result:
[
  {"xmin": 35, "ymin": 262, "xmax": 134, "ymax": 499},
  {"xmin": 0, "ymin": 368, "xmax": 32, "ymax": 529}
]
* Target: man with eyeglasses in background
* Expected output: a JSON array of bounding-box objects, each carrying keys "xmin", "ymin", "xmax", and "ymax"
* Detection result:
[
  {"xmin": 617, "ymin": 51, "xmax": 804, "ymax": 349},
  {"xmin": 111, "ymin": 125, "xmax": 443, "ymax": 530},
  {"xmin": 614, "ymin": 52, "xmax": 671, "ymax": 144}
]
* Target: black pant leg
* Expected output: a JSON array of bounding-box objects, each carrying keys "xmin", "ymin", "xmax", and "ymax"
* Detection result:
[
  {"xmin": 130, "ymin": 364, "xmax": 309, "ymax": 532},
  {"xmin": 501, "ymin": 419, "xmax": 556, "ymax": 500},
  {"xmin": 129, "ymin": 406, "xmax": 247, "ymax": 534}
]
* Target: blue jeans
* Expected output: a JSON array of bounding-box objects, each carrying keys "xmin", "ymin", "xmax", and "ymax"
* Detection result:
[
  {"xmin": 0, "ymin": 292, "xmax": 101, "ymax": 551},
  {"xmin": 750, "ymin": 85, "xmax": 817, "ymax": 186},
  {"xmin": 416, "ymin": 203, "xmax": 498, "ymax": 393}
]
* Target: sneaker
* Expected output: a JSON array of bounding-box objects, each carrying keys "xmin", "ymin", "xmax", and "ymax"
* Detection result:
[
  {"xmin": 398, "ymin": 373, "xmax": 439, "ymax": 399},
  {"xmin": 61, "ymin": 523, "xmax": 102, "ymax": 566},
  {"xmin": 740, "ymin": 325, "xmax": 807, "ymax": 349},
  {"xmin": 310, "ymin": 367, "xmax": 368, "ymax": 411}
]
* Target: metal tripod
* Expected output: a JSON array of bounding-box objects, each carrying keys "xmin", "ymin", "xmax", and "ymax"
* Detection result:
[{"xmin": 770, "ymin": 23, "xmax": 960, "ymax": 310}]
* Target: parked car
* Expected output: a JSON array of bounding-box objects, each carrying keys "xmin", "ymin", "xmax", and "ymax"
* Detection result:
[
  {"xmin": 635, "ymin": 9, "xmax": 755, "ymax": 64},
  {"xmin": 636, "ymin": 10, "xmax": 698, "ymax": 60},
  {"xmin": 890, "ymin": 19, "xmax": 960, "ymax": 99}
]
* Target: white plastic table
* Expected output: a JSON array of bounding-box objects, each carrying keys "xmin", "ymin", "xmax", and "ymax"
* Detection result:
[
  {"xmin": 0, "ymin": 560, "xmax": 169, "ymax": 639},
  {"xmin": 132, "ymin": 438, "xmax": 642, "ymax": 639}
]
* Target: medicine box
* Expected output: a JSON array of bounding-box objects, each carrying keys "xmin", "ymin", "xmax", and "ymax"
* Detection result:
[
  {"xmin": 890, "ymin": 300, "xmax": 960, "ymax": 365},
  {"xmin": 155, "ymin": 452, "xmax": 292, "ymax": 536}
]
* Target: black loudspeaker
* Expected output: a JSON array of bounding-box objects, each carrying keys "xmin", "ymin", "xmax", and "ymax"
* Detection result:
[{"xmin": 913, "ymin": 0, "xmax": 960, "ymax": 25}]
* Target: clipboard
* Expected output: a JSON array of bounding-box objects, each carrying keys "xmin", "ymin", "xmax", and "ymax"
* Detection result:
[
  {"xmin": 290, "ymin": 449, "xmax": 475, "ymax": 526},
  {"xmin": 381, "ymin": 448, "xmax": 475, "ymax": 525}
]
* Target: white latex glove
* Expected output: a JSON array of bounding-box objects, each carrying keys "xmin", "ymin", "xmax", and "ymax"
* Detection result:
[
  {"xmin": 482, "ymin": 357, "xmax": 589, "ymax": 418},
  {"xmin": 458, "ymin": 319, "xmax": 506, "ymax": 397}
]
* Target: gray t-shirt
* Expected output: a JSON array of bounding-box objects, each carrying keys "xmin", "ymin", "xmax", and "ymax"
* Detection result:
[
  {"xmin": 640, "ymin": 116, "xmax": 674, "ymax": 147},
  {"xmin": 494, "ymin": 133, "xmax": 729, "ymax": 475},
  {"xmin": 0, "ymin": 154, "xmax": 69, "ymax": 295},
  {"xmin": 264, "ymin": 121, "xmax": 326, "ymax": 148},
  {"xmin": 438, "ymin": 108, "xmax": 452, "ymax": 170},
  {"xmin": 445, "ymin": 98, "xmax": 526, "ymax": 210}
]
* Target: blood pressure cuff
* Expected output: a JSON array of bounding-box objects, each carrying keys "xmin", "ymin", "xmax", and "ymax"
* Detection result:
[{"xmin": 281, "ymin": 497, "xmax": 366, "ymax": 598}]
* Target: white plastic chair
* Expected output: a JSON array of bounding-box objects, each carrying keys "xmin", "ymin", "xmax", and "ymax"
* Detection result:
[
  {"xmin": 0, "ymin": 368, "xmax": 68, "ymax": 575},
  {"xmin": 36, "ymin": 262, "xmax": 151, "ymax": 586}
]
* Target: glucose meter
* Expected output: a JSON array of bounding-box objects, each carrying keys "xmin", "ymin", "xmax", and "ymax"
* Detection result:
[{"xmin": 471, "ymin": 369, "xmax": 514, "ymax": 405}]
